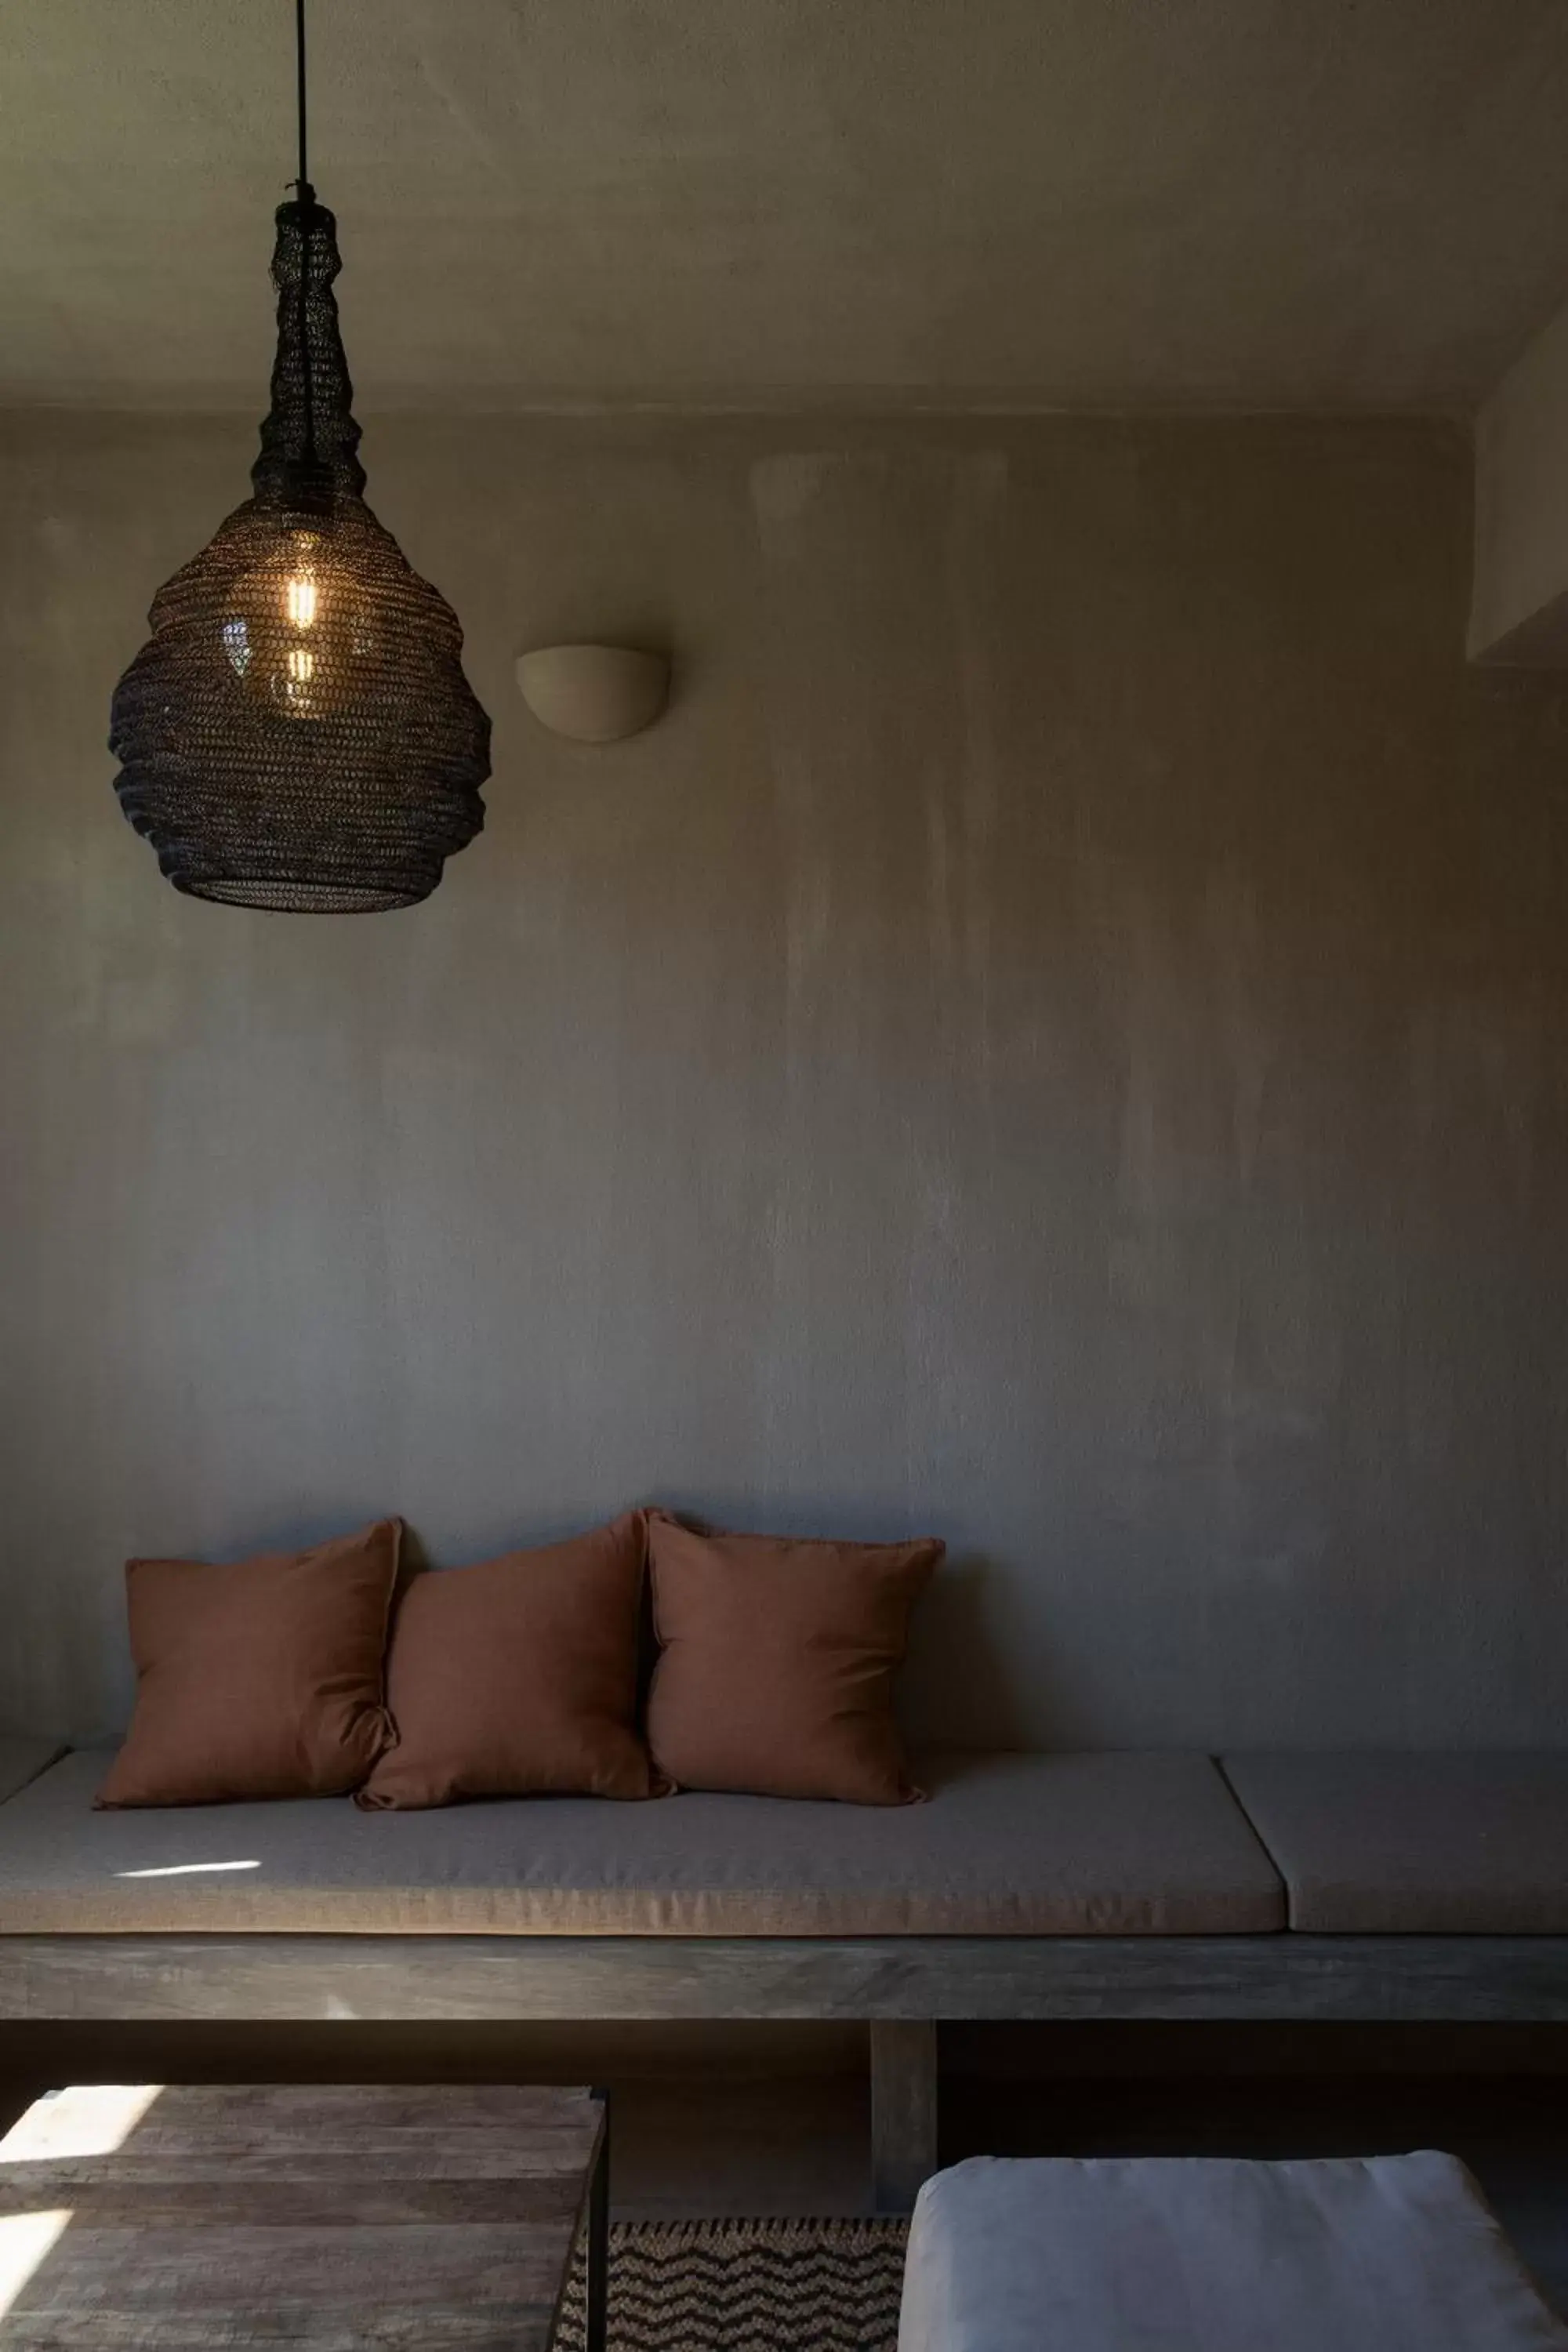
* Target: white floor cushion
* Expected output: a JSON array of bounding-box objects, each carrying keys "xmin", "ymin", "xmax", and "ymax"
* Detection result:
[{"xmin": 899, "ymin": 2153, "xmax": 1567, "ymax": 2351}]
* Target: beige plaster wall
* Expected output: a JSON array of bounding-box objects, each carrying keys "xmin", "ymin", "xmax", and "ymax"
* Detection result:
[{"xmin": 2, "ymin": 411, "xmax": 1566, "ymax": 1750}]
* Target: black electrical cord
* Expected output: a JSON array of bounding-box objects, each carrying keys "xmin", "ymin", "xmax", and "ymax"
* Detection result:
[
  {"xmin": 293, "ymin": 0, "xmax": 318, "ymax": 473},
  {"xmin": 296, "ymin": 0, "xmax": 309, "ymax": 190}
]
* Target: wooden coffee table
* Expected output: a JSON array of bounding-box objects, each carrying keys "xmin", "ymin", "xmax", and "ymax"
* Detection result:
[{"xmin": 0, "ymin": 2081, "xmax": 608, "ymax": 2350}]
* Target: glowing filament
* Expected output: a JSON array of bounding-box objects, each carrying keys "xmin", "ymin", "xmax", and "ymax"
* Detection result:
[{"xmin": 285, "ymin": 575, "xmax": 318, "ymax": 627}]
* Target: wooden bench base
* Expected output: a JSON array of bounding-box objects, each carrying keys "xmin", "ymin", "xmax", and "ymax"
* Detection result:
[
  {"xmin": 6, "ymin": 1933, "xmax": 1567, "ymax": 2212},
  {"xmin": 5, "ymin": 1933, "xmax": 1566, "ymax": 2024},
  {"xmin": 870, "ymin": 2020, "xmax": 939, "ymax": 2211}
]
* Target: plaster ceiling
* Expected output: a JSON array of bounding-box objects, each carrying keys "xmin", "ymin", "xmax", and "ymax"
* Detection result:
[{"xmin": 5, "ymin": 0, "xmax": 1568, "ymax": 413}]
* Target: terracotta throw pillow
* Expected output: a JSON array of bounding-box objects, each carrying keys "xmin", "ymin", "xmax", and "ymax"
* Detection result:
[
  {"xmin": 644, "ymin": 1513, "xmax": 942, "ymax": 1804},
  {"xmin": 359, "ymin": 1512, "xmax": 661, "ymax": 1809},
  {"xmin": 96, "ymin": 1520, "xmax": 400, "ymax": 1808}
]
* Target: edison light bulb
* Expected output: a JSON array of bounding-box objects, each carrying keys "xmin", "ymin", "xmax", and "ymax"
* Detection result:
[{"xmin": 222, "ymin": 528, "xmax": 377, "ymax": 720}]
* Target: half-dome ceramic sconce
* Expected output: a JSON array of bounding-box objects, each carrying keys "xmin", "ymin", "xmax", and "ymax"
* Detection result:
[{"xmin": 517, "ymin": 644, "xmax": 670, "ymax": 742}]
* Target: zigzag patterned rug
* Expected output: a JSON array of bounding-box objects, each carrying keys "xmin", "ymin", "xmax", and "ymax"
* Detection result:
[{"xmin": 555, "ymin": 2216, "xmax": 909, "ymax": 2352}]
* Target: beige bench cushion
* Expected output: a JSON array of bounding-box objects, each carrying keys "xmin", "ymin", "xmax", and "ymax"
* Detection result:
[
  {"xmin": 1222, "ymin": 1753, "xmax": 1568, "ymax": 1932},
  {"xmin": 898, "ymin": 2154, "xmax": 1567, "ymax": 2352},
  {"xmin": 0, "ymin": 1748, "xmax": 1283, "ymax": 1935},
  {"xmin": 0, "ymin": 1739, "xmax": 67, "ymax": 1808}
]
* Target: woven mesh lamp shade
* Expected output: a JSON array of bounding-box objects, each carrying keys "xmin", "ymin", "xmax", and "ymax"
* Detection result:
[{"xmin": 110, "ymin": 193, "xmax": 490, "ymax": 912}]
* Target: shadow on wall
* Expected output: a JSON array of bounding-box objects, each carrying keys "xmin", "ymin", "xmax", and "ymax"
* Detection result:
[
  {"xmin": 643, "ymin": 1494, "xmax": 1040, "ymax": 1755},
  {"xmin": 372, "ymin": 1502, "xmax": 1036, "ymax": 1759},
  {"xmin": 898, "ymin": 1550, "xmax": 1044, "ymax": 1755}
]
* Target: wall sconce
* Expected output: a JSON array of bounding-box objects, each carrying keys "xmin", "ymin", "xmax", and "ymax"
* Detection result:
[{"xmin": 517, "ymin": 644, "xmax": 670, "ymax": 742}]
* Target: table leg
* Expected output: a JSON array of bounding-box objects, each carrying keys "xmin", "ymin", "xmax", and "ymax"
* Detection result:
[{"xmin": 586, "ymin": 2089, "xmax": 610, "ymax": 2352}]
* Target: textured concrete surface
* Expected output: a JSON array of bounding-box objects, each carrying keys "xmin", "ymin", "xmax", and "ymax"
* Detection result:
[
  {"xmin": 2, "ymin": 410, "xmax": 1566, "ymax": 1748},
  {"xmin": 5, "ymin": 1, "xmax": 1568, "ymax": 410}
]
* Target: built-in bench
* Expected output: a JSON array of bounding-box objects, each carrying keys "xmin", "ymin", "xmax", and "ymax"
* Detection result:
[{"xmin": 2, "ymin": 1739, "xmax": 1566, "ymax": 2209}]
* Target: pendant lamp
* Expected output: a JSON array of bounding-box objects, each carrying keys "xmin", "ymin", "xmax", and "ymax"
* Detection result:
[{"xmin": 109, "ymin": 0, "xmax": 490, "ymax": 912}]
